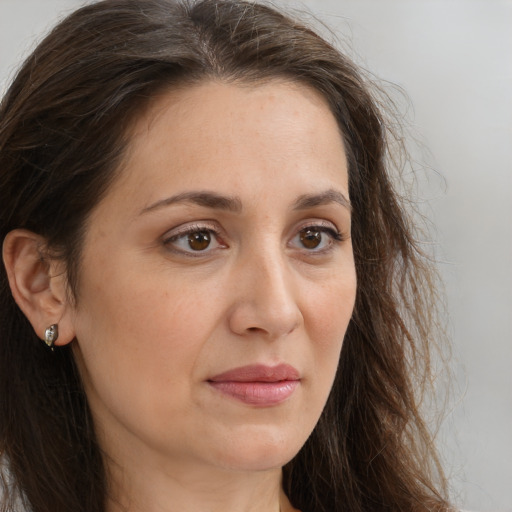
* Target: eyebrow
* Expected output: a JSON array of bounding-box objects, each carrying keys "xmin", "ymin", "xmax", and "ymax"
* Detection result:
[
  {"xmin": 140, "ymin": 191, "xmax": 243, "ymax": 215},
  {"xmin": 292, "ymin": 189, "xmax": 351, "ymax": 211},
  {"xmin": 140, "ymin": 188, "xmax": 351, "ymax": 216}
]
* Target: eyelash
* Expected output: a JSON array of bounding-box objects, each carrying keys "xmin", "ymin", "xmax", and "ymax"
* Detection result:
[{"xmin": 162, "ymin": 222, "xmax": 346, "ymax": 257}]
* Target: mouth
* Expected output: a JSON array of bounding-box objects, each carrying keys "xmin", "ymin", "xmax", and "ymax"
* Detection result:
[{"xmin": 207, "ymin": 364, "xmax": 300, "ymax": 406}]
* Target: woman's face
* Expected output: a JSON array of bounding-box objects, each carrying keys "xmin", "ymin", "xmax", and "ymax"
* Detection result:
[{"xmin": 69, "ymin": 80, "xmax": 356, "ymax": 474}]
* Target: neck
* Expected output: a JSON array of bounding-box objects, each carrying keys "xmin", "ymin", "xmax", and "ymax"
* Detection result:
[{"xmin": 106, "ymin": 456, "xmax": 295, "ymax": 512}]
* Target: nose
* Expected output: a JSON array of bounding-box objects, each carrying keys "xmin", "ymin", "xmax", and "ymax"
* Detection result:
[{"xmin": 227, "ymin": 248, "xmax": 303, "ymax": 340}]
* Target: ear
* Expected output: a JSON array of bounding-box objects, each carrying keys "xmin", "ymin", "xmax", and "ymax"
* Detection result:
[{"xmin": 2, "ymin": 229, "xmax": 75, "ymax": 346}]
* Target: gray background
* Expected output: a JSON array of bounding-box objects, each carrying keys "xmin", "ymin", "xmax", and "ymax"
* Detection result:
[{"xmin": 0, "ymin": 1, "xmax": 510, "ymax": 510}]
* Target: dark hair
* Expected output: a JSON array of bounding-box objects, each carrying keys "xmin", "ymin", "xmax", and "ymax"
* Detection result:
[{"xmin": 0, "ymin": 1, "xmax": 450, "ymax": 511}]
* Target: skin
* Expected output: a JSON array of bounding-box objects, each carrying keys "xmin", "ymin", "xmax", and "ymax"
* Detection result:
[{"xmin": 5, "ymin": 80, "xmax": 357, "ymax": 512}]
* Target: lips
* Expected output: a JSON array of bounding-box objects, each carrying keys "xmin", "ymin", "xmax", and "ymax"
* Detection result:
[{"xmin": 208, "ymin": 364, "xmax": 300, "ymax": 406}]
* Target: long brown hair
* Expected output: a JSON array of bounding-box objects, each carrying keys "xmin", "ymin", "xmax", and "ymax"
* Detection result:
[{"xmin": 0, "ymin": 1, "xmax": 450, "ymax": 511}]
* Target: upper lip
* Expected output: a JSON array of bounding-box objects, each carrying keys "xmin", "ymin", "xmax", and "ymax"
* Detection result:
[{"xmin": 208, "ymin": 364, "xmax": 300, "ymax": 382}]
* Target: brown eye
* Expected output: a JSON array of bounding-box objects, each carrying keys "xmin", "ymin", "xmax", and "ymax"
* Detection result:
[
  {"xmin": 291, "ymin": 224, "xmax": 343, "ymax": 253},
  {"xmin": 187, "ymin": 231, "xmax": 211, "ymax": 251},
  {"xmin": 300, "ymin": 228, "xmax": 322, "ymax": 249},
  {"xmin": 164, "ymin": 226, "xmax": 226, "ymax": 256}
]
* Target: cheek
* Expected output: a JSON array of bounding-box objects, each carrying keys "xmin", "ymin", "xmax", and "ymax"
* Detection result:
[
  {"xmin": 303, "ymin": 264, "xmax": 357, "ymax": 383},
  {"xmin": 71, "ymin": 260, "xmax": 220, "ymax": 414},
  {"xmin": 70, "ymin": 266, "xmax": 230, "ymax": 463},
  {"xmin": 306, "ymin": 268, "xmax": 356, "ymax": 344},
  {"xmin": 76, "ymin": 247, "xmax": 215, "ymax": 340}
]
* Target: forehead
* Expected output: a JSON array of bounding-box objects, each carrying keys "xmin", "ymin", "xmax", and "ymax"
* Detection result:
[{"xmin": 101, "ymin": 79, "xmax": 349, "ymax": 215}]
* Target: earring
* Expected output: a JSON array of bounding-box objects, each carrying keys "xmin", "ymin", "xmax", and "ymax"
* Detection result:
[{"xmin": 44, "ymin": 324, "xmax": 59, "ymax": 349}]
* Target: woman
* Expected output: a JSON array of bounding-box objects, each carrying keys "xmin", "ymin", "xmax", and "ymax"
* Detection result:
[{"xmin": 0, "ymin": 0, "xmax": 450, "ymax": 511}]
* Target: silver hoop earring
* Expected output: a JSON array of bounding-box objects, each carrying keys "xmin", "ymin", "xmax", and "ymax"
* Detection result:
[{"xmin": 44, "ymin": 324, "xmax": 59, "ymax": 349}]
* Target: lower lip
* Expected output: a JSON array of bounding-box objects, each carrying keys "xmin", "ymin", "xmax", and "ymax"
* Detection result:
[{"xmin": 208, "ymin": 380, "xmax": 299, "ymax": 406}]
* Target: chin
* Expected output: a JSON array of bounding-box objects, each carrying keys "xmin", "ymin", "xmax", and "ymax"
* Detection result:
[
  {"xmin": 219, "ymin": 450, "xmax": 298, "ymax": 473},
  {"xmin": 209, "ymin": 426, "xmax": 306, "ymax": 472}
]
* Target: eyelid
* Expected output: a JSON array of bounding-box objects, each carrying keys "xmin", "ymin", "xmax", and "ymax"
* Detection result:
[
  {"xmin": 294, "ymin": 219, "xmax": 345, "ymax": 239},
  {"xmin": 295, "ymin": 218, "xmax": 338, "ymax": 231},
  {"xmin": 162, "ymin": 221, "xmax": 220, "ymax": 241}
]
